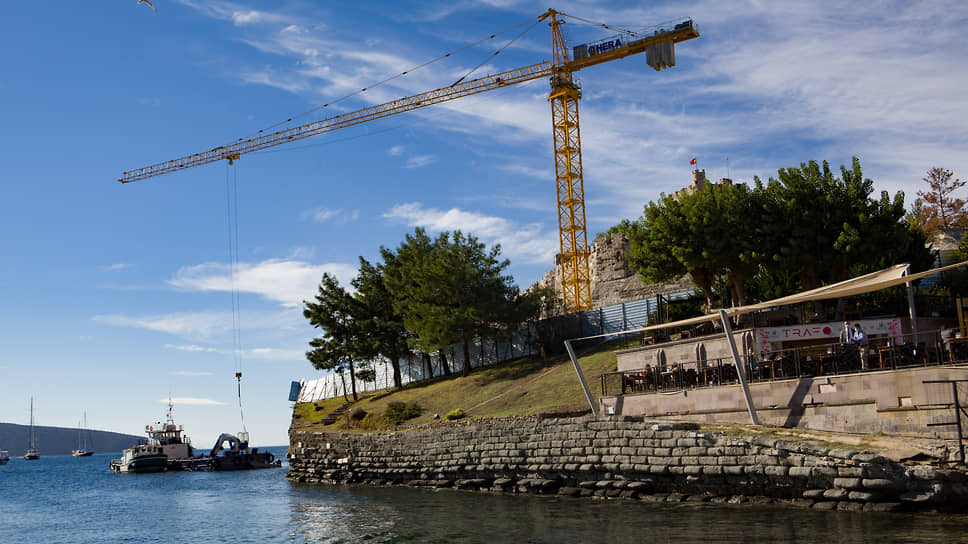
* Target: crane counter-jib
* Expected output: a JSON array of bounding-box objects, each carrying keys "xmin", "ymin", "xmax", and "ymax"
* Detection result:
[{"xmin": 118, "ymin": 61, "xmax": 555, "ymax": 183}]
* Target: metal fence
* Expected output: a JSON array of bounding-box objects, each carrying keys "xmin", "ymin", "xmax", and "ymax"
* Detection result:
[
  {"xmin": 294, "ymin": 290, "xmax": 694, "ymax": 403},
  {"xmin": 601, "ymin": 329, "xmax": 958, "ymax": 397}
]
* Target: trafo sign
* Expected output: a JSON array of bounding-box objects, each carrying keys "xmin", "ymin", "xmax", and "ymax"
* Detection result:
[{"xmin": 756, "ymin": 318, "xmax": 903, "ymax": 354}]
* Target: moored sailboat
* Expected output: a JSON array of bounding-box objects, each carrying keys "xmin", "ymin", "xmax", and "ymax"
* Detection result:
[
  {"xmin": 72, "ymin": 412, "xmax": 94, "ymax": 457},
  {"xmin": 24, "ymin": 397, "xmax": 39, "ymax": 460}
]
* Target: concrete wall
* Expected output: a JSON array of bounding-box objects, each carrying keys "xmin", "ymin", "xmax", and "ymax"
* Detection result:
[
  {"xmin": 616, "ymin": 329, "xmax": 752, "ymax": 370},
  {"xmin": 287, "ymin": 416, "xmax": 968, "ymax": 512},
  {"xmin": 602, "ymin": 365, "xmax": 968, "ymax": 437}
]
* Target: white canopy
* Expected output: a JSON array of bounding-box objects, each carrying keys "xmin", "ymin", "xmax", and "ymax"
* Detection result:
[{"xmin": 633, "ymin": 260, "xmax": 968, "ymax": 333}]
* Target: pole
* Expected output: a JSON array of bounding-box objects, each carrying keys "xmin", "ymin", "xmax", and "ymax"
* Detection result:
[
  {"xmin": 565, "ymin": 339, "xmax": 599, "ymax": 416},
  {"xmin": 954, "ymin": 382, "xmax": 965, "ymax": 464},
  {"xmin": 906, "ymin": 279, "xmax": 919, "ymax": 345},
  {"xmin": 720, "ymin": 310, "xmax": 760, "ymax": 425}
]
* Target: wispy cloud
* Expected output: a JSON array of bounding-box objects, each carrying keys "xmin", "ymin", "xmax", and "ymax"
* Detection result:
[
  {"xmin": 383, "ymin": 202, "xmax": 556, "ymax": 265},
  {"xmin": 242, "ymin": 347, "xmax": 305, "ymax": 361},
  {"xmin": 170, "ymin": 370, "xmax": 215, "ymax": 376},
  {"xmin": 165, "ymin": 344, "xmax": 217, "ymax": 353},
  {"xmin": 101, "ymin": 263, "xmax": 130, "ymax": 272},
  {"xmin": 302, "ymin": 208, "xmax": 359, "ymax": 224},
  {"xmin": 173, "ymin": 0, "xmax": 297, "ymax": 27},
  {"xmin": 168, "ymin": 259, "xmax": 357, "ymax": 307},
  {"xmin": 175, "ymin": 0, "xmax": 968, "ymax": 222},
  {"xmin": 388, "ymin": 145, "xmax": 405, "ymax": 156},
  {"xmin": 404, "ymin": 154, "xmax": 436, "ymax": 168},
  {"xmin": 94, "ymin": 311, "xmax": 231, "ymax": 340},
  {"xmin": 161, "ymin": 397, "xmax": 227, "ymax": 406}
]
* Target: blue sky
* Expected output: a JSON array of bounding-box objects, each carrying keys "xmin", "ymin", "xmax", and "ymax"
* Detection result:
[{"xmin": 1, "ymin": 0, "xmax": 965, "ymax": 447}]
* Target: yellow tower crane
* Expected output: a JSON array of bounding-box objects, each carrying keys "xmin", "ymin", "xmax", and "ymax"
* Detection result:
[{"xmin": 119, "ymin": 9, "xmax": 699, "ymax": 313}]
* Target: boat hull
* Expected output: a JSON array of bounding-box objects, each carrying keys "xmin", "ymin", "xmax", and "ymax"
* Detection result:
[
  {"xmin": 111, "ymin": 454, "xmax": 167, "ymax": 473},
  {"xmin": 72, "ymin": 450, "xmax": 95, "ymax": 457},
  {"xmin": 24, "ymin": 450, "xmax": 39, "ymax": 461}
]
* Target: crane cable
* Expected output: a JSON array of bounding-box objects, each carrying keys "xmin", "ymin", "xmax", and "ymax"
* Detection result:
[
  {"xmin": 449, "ymin": 15, "xmax": 544, "ymax": 87},
  {"xmin": 556, "ymin": 10, "xmax": 678, "ymax": 40},
  {"xmin": 225, "ymin": 164, "xmax": 247, "ymax": 434},
  {"xmin": 229, "ymin": 12, "xmax": 546, "ymax": 145}
]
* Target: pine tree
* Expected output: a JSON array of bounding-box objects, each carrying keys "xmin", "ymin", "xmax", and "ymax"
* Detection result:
[{"xmin": 917, "ymin": 167, "xmax": 967, "ymax": 233}]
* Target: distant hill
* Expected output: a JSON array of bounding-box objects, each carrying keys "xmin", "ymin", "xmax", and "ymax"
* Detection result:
[{"xmin": 0, "ymin": 423, "xmax": 143, "ymax": 457}]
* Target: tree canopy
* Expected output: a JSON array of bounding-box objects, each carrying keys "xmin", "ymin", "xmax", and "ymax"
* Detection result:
[
  {"xmin": 382, "ymin": 228, "xmax": 535, "ymax": 377},
  {"xmin": 915, "ymin": 167, "xmax": 967, "ymax": 234},
  {"xmin": 621, "ymin": 157, "xmax": 933, "ymax": 313},
  {"xmin": 305, "ymin": 228, "xmax": 541, "ymax": 387}
]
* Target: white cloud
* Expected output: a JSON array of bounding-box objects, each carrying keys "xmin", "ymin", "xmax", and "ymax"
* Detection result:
[
  {"xmin": 404, "ymin": 154, "xmax": 436, "ymax": 168},
  {"xmin": 383, "ymin": 202, "xmax": 556, "ymax": 265},
  {"xmin": 93, "ymin": 311, "xmax": 232, "ymax": 340},
  {"xmin": 302, "ymin": 208, "xmax": 358, "ymax": 224},
  {"xmin": 242, "ymin": 347, "xmax": 305, "ymax": 361},
  {"xmin": 165, "ymin": 344, "xmax": 217, "ymax": 353},
  {"xmin": 174, "ymin": 0, "xmax": 296, "ymax": 27},
  {"xmin": 161, "ymin": 397, "xmax": 227, "ymax": 406},
  {"xmin": 170, "ymin": 370, "xmax": 215, "ymax": 376},
  {"xmin": 388, "ymin": 145, "xmax": 405, "ymax": 156},
  {"xmin": 101, "ymin": 263, "xmax": 130, "ymax": 271},
  {"xmin": 168, "ymin": 259, "xmax": 357, "ymax": 307},
  {"xmin": 176, "ymin": 0, "xmax": 968, "ymax": 224},
  {"xmin": 165, "ymin": 343, "xmax": 303, "ymax": 362}
]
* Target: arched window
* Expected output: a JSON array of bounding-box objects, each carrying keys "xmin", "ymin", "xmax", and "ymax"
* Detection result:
[{"xmin": 695, "ymin": 343, "xmax": 707, "ymax": 366}]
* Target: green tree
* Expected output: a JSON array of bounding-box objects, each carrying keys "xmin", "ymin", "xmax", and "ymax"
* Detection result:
[
  {"xmin": 383, "ymin": 228, "xmax": 533, "ymax": 377},
  {"xmin": 624, "ymin": 157, "xmax": 932, "ymax": 314},
  {"xmin": 917, "ymin": 167, "xmax": 966, "ymax": 233},
  {"xmin": 351, "ymin": 257, "xmax": 409, "ymax": 389},
  {"xmin": 626, "ymin": 195, "xmax": 716, "ymax": 307},
  {"xmin": 381, "ymin": 229, "xmax": 451, "ymax": 377},
  {"xmin": 626, "ymin": 182, "xmax": 758, "ymax": 308},
  {"xmin": 303, "ymin": 273, "xmax": 365, "ymax": 401}
]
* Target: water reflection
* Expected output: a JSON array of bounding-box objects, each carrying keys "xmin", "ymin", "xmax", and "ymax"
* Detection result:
[{"xmin": 285, "ymin": 483, "xmax": 968, "ymax": 544}]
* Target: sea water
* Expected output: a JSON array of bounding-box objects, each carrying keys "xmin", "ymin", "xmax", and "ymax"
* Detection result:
[{"xmin": 2, "ymin": 449, "xmax": 968, "ymax": 543}]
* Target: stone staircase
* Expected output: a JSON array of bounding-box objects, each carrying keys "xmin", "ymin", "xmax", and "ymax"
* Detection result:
[{"xmin": 318, "ymin": 401, "xmax": 354, "ymax": 425}]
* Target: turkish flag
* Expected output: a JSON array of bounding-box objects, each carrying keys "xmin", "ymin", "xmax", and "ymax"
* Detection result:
[{"xmin": 689, "ymin": 158, "xmax": 697, "ymax": 165}]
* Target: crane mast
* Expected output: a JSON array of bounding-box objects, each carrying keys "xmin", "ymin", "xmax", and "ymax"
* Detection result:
[
  {"xmin": 548, "ymin": 10, "xmax": 591, "ymax": 313},
  {"xmin": 119, "ymin": 9, "xmax": 699, "ymax": 314}
]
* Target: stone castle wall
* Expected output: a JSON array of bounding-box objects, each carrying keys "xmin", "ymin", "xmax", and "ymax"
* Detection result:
[
  {"xmin": 287, "ymin": 416, "xmax": 968, "ymax": 512},
  {"xmin": 529, "ymin": 231, "xmax": 693, "ymax": 316}
]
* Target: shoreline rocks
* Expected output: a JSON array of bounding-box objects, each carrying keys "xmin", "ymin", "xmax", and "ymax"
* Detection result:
[{"xmin": 287, "ymin": 415, "xmax": 968, "ymax": 513}]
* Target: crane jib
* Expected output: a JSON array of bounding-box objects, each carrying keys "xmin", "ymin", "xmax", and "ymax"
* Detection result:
[{"xmin": 118, "ymin": 62, "xmax": 553, "ymax": 183}]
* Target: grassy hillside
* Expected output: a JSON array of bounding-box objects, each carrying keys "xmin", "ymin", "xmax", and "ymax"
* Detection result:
[{"xmin": 291, "ymin": 339, "xmax": 625, "ymax": 432}]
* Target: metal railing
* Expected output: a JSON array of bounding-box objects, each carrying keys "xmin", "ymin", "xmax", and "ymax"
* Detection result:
[{"xmin": 602, "ymin": 329, "xmax": 962, "ymax": 397}]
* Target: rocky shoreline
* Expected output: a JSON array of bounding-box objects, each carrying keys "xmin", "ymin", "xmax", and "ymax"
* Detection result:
[{"xmin": 287, "ymin": 415, "xmax": 968, "ymax": 513}]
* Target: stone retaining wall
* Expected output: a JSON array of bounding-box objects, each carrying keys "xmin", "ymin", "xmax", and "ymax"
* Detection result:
[{"xmin": 287, "ymin": 415, "xmax": 968, "ymax": 512}]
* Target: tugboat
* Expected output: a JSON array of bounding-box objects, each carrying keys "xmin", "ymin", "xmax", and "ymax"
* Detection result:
[
  {"xmin": 109, "ymin": 442, "xmax": 167, "ymax": 473},
  {"xmin": 111, "ymin": 400, "xmax": 194, "ymax": 473},
  {"xmin": 111, "ymin": 396, "xmax": 280, "ymax": 473}
]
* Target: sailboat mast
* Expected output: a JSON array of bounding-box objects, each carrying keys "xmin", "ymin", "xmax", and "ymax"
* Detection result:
[{"xmin": 29, "ymin": 397, "xmax": 34, "ymax": 448}]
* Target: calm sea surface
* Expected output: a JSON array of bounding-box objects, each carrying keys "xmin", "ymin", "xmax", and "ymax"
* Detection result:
[{"xmin": 2, "ymin": 449, "xmax": 968, "ymax": 543}]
